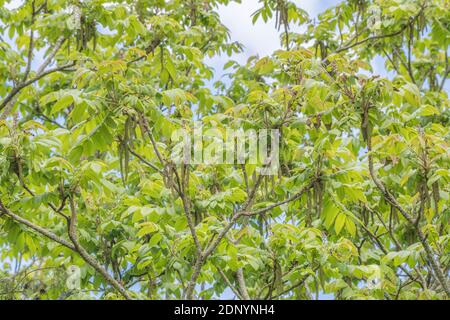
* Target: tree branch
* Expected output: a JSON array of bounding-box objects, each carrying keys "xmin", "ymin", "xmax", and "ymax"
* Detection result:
[
  {"xmin": 184, "ymin": 175, "xmax": 316, "ymax": 299},
  {"xmin": 438, "ymin": 50, "xmax": 449, "ymax": 92},
  {"xmin": 21, "ymin": 0, "xmax": 36, "ymax": 83},
  {"xmin": 241, "ymin": 179, "xmax": 316, "ymax": 217},
  {"xmin": 217, "ymin": 267, "xmax": 244, "ymax": 300},
  {"xmin": 36, "ymin": 36, "xmax": 66, "ymax": 75},
  {"xmin": 272, "ymin": 266, "xmax": 319, "ymax": 299}
]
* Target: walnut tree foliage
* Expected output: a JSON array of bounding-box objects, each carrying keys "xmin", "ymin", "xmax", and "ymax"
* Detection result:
[{"xmin": 0, "ymin": 0, "xmax": 449, "ymax": 300}]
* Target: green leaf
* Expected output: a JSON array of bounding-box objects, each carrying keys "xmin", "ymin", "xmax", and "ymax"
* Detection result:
[{"xmin": 334, "ymin": 213, "xmax": 346, "ymax": 235}]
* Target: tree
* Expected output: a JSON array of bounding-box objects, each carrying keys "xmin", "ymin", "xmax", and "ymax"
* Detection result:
[{"xmin": 0, "ymin": 0, "xmax": 448, "ymax": 300}]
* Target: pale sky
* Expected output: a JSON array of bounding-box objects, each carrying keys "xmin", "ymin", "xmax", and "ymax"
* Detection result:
[{"xmin": 4, "ymin": 0, "xmax": 389, "ymax": 81}]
